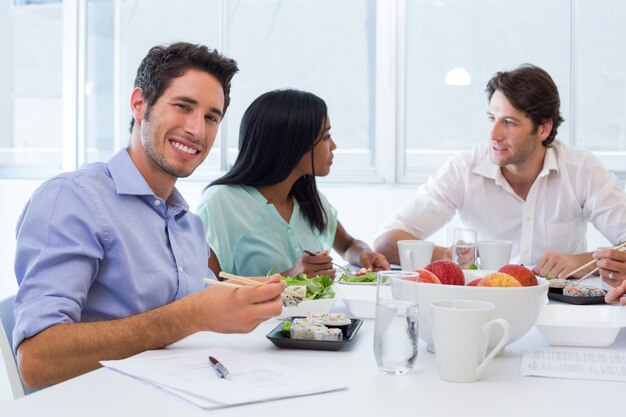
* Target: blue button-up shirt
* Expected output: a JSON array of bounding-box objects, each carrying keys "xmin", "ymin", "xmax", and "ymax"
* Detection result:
[{"xmin": 13, "ymin": 149, "xmax": 212, "ymax": 350}]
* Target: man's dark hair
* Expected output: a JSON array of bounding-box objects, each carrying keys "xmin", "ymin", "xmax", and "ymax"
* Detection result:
[
  {"xmin": 129, "ymin": 42, "xmax": 238, "ymax": 133},
  {"xmin": 485, "ymin": 63, "xmax": 564, "ymax": 147}
]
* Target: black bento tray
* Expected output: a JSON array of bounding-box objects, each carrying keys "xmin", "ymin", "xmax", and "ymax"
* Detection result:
[
  {"xmin": 266, "ymin": 316, "xmax": 363, "ymax": 351},
  {"xmin": 548, "ymin": 286, "xmax": 606, "ymax": 305}
]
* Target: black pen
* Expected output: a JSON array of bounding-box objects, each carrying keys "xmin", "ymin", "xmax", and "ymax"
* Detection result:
[{"xmin": 209, "ymin": 356, "xmax": 232, "ymax": 380}]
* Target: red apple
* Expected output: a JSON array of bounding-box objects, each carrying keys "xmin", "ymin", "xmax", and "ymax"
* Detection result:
[
  {"xmin": 424, "ymin": 260, "xmax": 464, "ymax": 286},
  {"xmin": 498, "ymin": 264, "xmax": 538, "ymax": 287},
  {"xmin": 415, "ymin": 269, "xmax": 442, "ymax": 284},
  {"xmin": 467, "ymin": 278, "xmax": 482, "ymax": 286},
  {"xmin": 477, "ymin": 272, "xmax": 522, "ymax": 287}
]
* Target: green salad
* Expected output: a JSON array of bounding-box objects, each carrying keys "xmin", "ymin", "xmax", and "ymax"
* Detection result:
[
  {"xmin": 281, "ymin": 274, "xmax": 335, "ymax": 300},
  {"xmin": 337, "ymin": 270, "xmax": 377, "ymax": 283}
]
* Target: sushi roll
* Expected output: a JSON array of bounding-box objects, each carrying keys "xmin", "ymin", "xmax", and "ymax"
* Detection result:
[
  {"xmin": 290, "ymin": 322, "xmax": 343, "ymax": 341},
  {"xmin": 315, "ymin": 313, "xmax": 352, "ymax": 338},
  {"xmin": 563, "ymin": 284, "xmax": 607, "ymax": 297},
  {"xmin": 281, "ymin": 285, "xmax": 306, "ymax": 307}
]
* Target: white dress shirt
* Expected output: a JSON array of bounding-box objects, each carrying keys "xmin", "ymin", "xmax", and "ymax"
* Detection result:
[{"xmin": 381, "ymin": 141, "xmax": 626, "ymax": 265}]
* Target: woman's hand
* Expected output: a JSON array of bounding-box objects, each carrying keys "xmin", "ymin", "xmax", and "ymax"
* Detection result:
[
  {"xmin": 592, "ymin": 247, "xmax": 626, "ymax": 305},
  {"xmin": 282, "ymin": 250, "xmax": 336, "ymax": 278},
  {"xmin": 605, "ymin": 280, "xmax": 626, "ymax": 305},
  {"xmin": 595, "ymin": 247, "xmax": 626, "ymax": 284},
  {"xmin": 359, "ymin": 249, "xmax": 390, "ymax": 271}
]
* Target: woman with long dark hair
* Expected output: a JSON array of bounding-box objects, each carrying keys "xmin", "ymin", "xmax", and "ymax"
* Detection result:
[{"xmin": 196, "ymin": 89, "xmax": 389, "ymax": 277}]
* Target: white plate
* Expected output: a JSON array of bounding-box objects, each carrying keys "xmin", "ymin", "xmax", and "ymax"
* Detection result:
[
  {"xmin": 335, "ymin": 280, "xmax": 377, "ymax": 286},
  {"xmin": 535, "ymin": 304, "xmax": 626, "ymax": 347}
]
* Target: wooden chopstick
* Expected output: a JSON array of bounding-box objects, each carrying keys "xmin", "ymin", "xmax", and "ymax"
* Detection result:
[
  {"xmin": 575, "ymin": 267, "xmax": 600, "ymax": 283},
  {"xmin": 206, "ymin": 277, "xmax": 307, "ymax": 297},
  {"xmin": 219, "ymin": 271, "xmax": 264, "ymax": 287},
  {"xmin": 202, "ymin": 277, "xmax": 246, "ymax": 289},
  {"xmin": 214, "ymin": 272, "xmax": 306, "ymax": 299},
  {"xmin": 572, "ymin": 242, "xmax": 626, "ymax": 282}
]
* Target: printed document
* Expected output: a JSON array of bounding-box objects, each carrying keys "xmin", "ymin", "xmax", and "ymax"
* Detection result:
[
  {"xmin": 521, "ymin": 348, "xmax": 626, "ymax": 382},
  {"xmin": 101, "ymin": 347, "xmax": 346, "ymax": 409}
]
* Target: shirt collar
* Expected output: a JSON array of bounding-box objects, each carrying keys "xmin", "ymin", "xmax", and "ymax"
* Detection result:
[
  {"xmin": 472, "ymin": 143, "xmax": 559, "ymax": 184},
  {"xmin": 107, "ymin": 148, "xmax": 189, "ymax": 212}
]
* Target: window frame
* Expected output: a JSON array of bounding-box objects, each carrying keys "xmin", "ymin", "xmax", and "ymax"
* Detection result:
[{"xmin": 2, "ymin": 0, "xmax": 626, "ymax": 187}]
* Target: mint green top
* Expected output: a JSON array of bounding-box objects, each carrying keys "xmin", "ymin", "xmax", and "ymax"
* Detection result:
[{"xmin": 196, "ymin": 184, "xmax": 337, "ymax": 276}]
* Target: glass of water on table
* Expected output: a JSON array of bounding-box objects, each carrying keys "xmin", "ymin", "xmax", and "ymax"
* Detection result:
[
  {"xmin": 452, "ymin": 228, "xmax": 477, "ymax": 269},
  {"xmin": 374, "ymin": 271, "xmax": 419, "ymax": 375}
]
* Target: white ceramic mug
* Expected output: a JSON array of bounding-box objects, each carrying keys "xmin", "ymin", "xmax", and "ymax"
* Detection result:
[
  {"xmin": 477, "ymin": 240, "xmax": 513, "ymax": 270},
  {"xmin": 429, "ymin": 299, "xmax": 511, "ymax": 383},
  {"xmin": 397, "ymin": 240, "xmax": 434, "ymax": 271}
]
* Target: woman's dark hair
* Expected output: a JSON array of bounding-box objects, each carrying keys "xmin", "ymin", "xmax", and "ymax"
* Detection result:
[
  {"xmin": 129, "ymin": 42, "xmax": 238, "ymax": 133},
  {"xmin": 485, "ymin": 63, "xmax": 564, "ymax": 147},
  {"xmin": 211, "ymin": 89, "xmax": 329, "ymax": 233}
]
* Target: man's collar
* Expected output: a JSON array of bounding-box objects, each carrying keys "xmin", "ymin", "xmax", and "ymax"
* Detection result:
[
  {"xmin": 107, "ymin": 148, "xmax": 189, "ymax": 211},
  {"xmin": 472, "ymin": 144, "xmax": 559, "ymax": 183}
]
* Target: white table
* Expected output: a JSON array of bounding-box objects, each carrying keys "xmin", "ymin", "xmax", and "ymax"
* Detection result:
[{"xmin": 2, "ymin": 301, "xmax": 625, "ymax": 416}]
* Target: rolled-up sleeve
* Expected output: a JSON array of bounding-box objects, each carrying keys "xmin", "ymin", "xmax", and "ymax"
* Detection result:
[{"xmin": 13, "ymin": 177, "xmax": 104, "ymax": 351}]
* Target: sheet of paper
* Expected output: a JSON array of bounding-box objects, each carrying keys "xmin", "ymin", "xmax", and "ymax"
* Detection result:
[
  {"xmin": 101, "ymin": 347, "xmax": 347, "ymax": 409},
  {"xmin": 520, "ymin": 348, "xmax": 626, "ymax": 382}
]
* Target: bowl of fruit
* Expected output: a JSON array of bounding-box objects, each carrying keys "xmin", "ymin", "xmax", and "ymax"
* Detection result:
[{"xmin": 395, "ymin": 261, "xmax": 548, "ymax": 353}]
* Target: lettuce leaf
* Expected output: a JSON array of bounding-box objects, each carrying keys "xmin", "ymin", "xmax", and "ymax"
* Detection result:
[
  {"xmin": 281, "ymin": 274, "xmax": 335, "ymax": 300},
  {"xmin": 337, "ymin": 271, "xmax": 377, "ymax": 283},
  {"xmin": 281, "ymin": 320, "xmax": 293, "ymax": 336}
]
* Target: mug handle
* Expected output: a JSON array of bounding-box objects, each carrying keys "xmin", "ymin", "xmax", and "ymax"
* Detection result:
[{"xmin": 476, "ymin": 318, "xmax": 511, "ymax": 377}]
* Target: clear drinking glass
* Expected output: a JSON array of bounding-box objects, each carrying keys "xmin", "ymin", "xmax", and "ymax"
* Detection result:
[
  {"xmin": 452, "ymin": 228, "xmax": 477, "ymax": 269},
  {"xmin": 373, "ymin": 271, "xmax": 419, "ymax": 375}
]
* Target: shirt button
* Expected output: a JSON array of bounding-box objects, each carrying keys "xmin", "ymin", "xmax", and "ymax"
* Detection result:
[
  {"xmin": 178, "ymin": 266, "xmax": 184, "ymax": 272},
  {"xmin": 287, "ymin": 229, "xmax": 293, "ymax": 234},
  {"xmin": 154, "ymin": 199, "xmax": 161, "ymax": 206}
]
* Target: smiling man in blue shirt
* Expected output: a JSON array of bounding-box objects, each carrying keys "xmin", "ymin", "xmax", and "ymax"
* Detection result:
[{"xmin": 13, "ymin": 42, "xmax": 285, "ymax": 389}]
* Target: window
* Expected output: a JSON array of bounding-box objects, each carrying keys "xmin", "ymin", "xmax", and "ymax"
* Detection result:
[
  {"xmin": 2, "ymin": 0, "xmax": 626, "ymax": 184},
  {"xmin": 402, "ymin": 0, "xmax": 571, "ymax": 182},
  {"xmin": 574, "ymin": 0, "xmax": 626, "ymax": 174},
  {"xmin": 401, "ymin": 0, "xmax": 626, "ymax": 183},
  {"xmin": 1, "ymin": 1, "xmax": 63, "ymax": 177},
  {"xmin": 83, "ymin": 0, "xmax": 376, "ymax": 181}
]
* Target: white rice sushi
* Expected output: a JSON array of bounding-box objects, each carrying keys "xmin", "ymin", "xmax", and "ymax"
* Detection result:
[
  {"xmin": 290, "ymin": 322, "xmax": 342, "ymax": 341},
  {"xmin": 281, "ymin": 285, "xmax": 306, "ymax": 307},
  {"xmin": 563, "ymin": 284, "xmax": 606, "ymax": 297}
]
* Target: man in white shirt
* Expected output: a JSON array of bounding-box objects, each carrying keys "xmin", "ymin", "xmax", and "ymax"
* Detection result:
[{"xmin": 374, "ymin": 64, "xmax": 626, "ymax": 279}]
